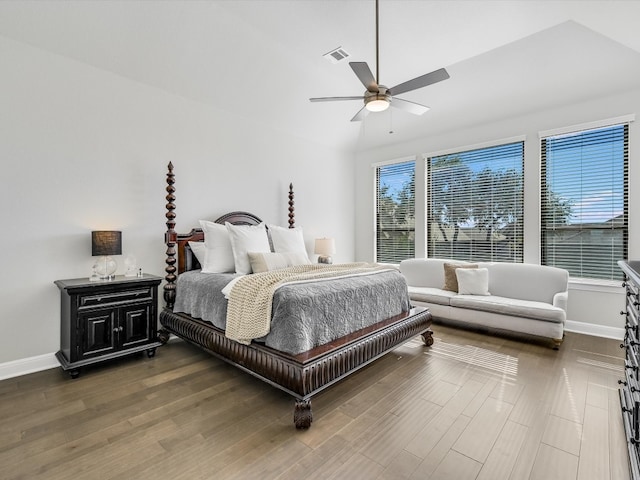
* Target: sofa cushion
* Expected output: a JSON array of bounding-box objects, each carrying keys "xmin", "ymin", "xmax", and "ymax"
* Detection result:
[
  {"xmin": 450, "ymin": 294, "xmax": 565, "ymax": 323},
  {"xmin": 443, "ymin": 262, "xmax": 478, "ymax": 292},
  {"xmin": 407, "ymin": 286, "xmax": 457, "ymax": 306}
]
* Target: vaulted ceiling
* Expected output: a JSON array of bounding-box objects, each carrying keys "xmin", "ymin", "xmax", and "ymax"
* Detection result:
[{"xmin": 1, "ymin": 1, "xmax": 640, "ymax": 152}]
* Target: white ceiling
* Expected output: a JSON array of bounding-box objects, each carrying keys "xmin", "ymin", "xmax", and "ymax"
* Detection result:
[{"xmin": 1, "ymin": 0, "xmax": 640, "ymax": 152}]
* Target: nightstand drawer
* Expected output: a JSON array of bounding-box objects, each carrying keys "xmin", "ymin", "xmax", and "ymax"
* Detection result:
[{"xmin": 78, "ymin": 287, "xmax": 153, "ymax": 308}]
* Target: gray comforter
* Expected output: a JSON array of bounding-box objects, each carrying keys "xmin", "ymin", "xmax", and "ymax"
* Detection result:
[{"xmin": 173, "ymin": 268, "xmax": 411, "ymax": 355}]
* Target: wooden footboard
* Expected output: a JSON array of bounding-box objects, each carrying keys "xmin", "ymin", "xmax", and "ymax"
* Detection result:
[{"xmin": 159, "ymin": 306, "xmax": 432, "ymax": 428}]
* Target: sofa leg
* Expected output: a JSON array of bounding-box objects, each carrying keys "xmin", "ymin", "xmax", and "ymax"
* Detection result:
[{"xmin": 552, "ymin": 338, "xmax": 563, "ymax": 350}]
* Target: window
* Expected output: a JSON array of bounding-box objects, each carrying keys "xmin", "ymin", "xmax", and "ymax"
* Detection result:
[
  {"xmin": 375, "ymin": 160, "xmax": 415, "ymax": 263},
  {"xmin": 541, "ymin": 123, "xmax": 628, "ymax": 281},
  {"xmin": 427, "ymin": 141, "xmax": 524, "ymax": 262}
]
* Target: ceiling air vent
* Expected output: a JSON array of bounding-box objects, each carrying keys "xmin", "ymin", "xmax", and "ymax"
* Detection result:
[{"xmin": 323, "ymin": 47, "xmax": 350, "ymax": 64}]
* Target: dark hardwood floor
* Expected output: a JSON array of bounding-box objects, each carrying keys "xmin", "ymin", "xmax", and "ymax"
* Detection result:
[{"xmin": 0, "ymin": 324, "xmax": 629, "ymax": 479}]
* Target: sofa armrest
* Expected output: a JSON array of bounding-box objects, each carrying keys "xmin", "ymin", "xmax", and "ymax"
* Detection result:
[{"xmin": 553, "ymin": 291, "xmax": 568, "ymax": 312}]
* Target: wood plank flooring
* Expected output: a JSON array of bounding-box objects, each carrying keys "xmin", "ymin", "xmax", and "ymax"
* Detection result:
[{"xmin": 0, "ymin": 324, "xmax": 629, "ymax": 480}]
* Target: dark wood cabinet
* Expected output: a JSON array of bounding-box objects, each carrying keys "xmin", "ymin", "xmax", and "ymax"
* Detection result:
[
  {"xmin": 618, "ymin": 260, "xmax": 640, "ymax": 480},
  {"xmin": 55, "ymin": 274, "xmax": 162, "ymax": 378}
]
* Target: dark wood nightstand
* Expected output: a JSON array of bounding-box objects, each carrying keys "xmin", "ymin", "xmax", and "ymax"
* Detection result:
[{"xmin": 55, "ymin": 274, "xmax": 162, "ymax": 378}]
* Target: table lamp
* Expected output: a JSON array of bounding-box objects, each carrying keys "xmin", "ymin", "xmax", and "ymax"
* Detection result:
[
  {"xmin": 91, "ymin": 231, "xmax": 122, "ymax": 280},
  {"xmin": 314, "ymin": 238, "xmax": 335, "ymax": 264}
]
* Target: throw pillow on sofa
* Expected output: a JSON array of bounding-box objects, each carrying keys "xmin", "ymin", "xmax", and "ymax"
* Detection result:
[
  {"xmin": 456, "ymin": 267, "xmax": 491, "ymax": 295},
  {"xmin": 443, "ymin": 263, "xmax": 478, "ymax": 292}
]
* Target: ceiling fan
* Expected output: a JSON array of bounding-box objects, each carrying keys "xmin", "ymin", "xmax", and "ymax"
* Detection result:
[{"xmin": 310, "ymin": 0, "xmax": 450, "ymax": 122}]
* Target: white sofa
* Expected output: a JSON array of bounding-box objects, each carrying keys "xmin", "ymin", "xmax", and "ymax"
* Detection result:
[{"xmin": 399, "ymin": 258, "xmax": 569, "ymax": 349}]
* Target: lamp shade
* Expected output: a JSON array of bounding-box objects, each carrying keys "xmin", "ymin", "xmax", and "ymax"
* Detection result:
[
  {"xmin": 314, "ymin": 238, "xmax": 336, "ymax": 256},
  {"xmin": 91, "ymin": 231, "xmax": 122, "ymax": 256}
]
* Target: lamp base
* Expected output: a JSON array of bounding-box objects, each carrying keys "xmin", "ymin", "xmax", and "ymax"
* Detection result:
[
  {"xmin": 318, "ymin": 255, "xmax": 333, "ymax": 264},
  {"xmin": 93, "ymin": 256, "xmax": 117, "ymax": 280}
]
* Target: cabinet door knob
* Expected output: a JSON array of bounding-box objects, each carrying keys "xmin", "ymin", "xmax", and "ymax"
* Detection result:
[
  {"xmin": 119, "ymin": 326, "xmax": 124, "ymax": 332},
  {"xmin": 113, "ymin": 327, "xmax": 119, "ymax": 333}
]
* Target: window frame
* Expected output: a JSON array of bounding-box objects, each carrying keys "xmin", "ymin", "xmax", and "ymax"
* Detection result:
[
  {"xmin": 373, "ymin": 157, "xmax": 416, "ymax": 264},
  {"xmin": 425, "ymin": 137, "xmax": 525, "ymax": 264},
  {"xmin": 539, "ymin": 118, "xmax": 632, "ymax": 283}
]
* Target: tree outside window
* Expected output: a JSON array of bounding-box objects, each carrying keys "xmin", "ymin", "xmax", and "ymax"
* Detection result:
[
  {"xmin": 427, "ymin": 142, "xmax": 525, "ymax": 263},
  {"xmin": 376, "ymin": 161, "xmax": 415, "ymax": 263}
]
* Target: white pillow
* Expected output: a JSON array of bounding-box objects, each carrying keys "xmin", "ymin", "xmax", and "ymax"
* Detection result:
[
  {"xmin": 456, "ymin": 267, "xmax": 491, "ymax": 296},
  {"xmin": 188, "ymin": 241, "xmax": 206, "ymax": 266},
  {"xmin": 248, "ymin": 251, "xmax": 311, "ymax": 273},
  {"xmin": 199, "ymin": 220, "xmax": 235, "ymax": 273},
  {"xmin": 268, "ymin": 224, "xmax": 308, "ymax": 256},
  {"xmin": 226, "ymin": 222, "xmax": 271, "ymax": 274}
]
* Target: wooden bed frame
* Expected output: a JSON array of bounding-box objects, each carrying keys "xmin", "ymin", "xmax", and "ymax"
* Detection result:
[{"xmin": 158, "ymin": 162, "xmax": 433, "ymax": 429}]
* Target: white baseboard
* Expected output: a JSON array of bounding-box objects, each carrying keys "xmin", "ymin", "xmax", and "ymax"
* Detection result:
[
  {"xmin": 0, "ymin": 353, "xmax": 59, "ymax": 381},
  {"xmin": 0, "ymin": 335, "xmax": 182, "ymax": 382},
  {"xmin": 564, "ymin": 320, "xmax": 624, "ymax": 341}
]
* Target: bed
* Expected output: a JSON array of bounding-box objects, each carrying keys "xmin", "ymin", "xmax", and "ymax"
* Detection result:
[{"xmin": 158, "ymin": 162, "xmax": 433, "ymax": 428}]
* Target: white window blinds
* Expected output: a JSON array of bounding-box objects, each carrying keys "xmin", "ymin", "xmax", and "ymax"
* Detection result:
[
  {"xmin": 375, "ymin": 160, "xmax": 416, "ymax": 263},
  {"xmin": 541, "ymin": 123, "xmax": 628, "ymax": 281},
  {"xmin": 427, "ymin": 141, "xmax": 524, "ymax": 262}
]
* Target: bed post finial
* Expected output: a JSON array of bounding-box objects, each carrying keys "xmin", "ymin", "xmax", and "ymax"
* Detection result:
[
  {"xmin": 288, "ymin": 183, "xmax": 295, "ymax": 229},
  {"xmin": 164, "ymin": 162, "xmax": 177, "ymax": 309}
]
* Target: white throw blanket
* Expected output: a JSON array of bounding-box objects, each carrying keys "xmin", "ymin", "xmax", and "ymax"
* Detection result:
[{"xmin": 225, "ymin": 262, "xmax": 395, "ymax": 345}]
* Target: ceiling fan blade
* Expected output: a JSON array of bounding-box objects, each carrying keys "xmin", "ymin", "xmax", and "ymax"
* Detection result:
[
  {"xmin": 350, "ymin": 62, "xmax": 378, "ymax": 92},
  {"xmin": 309, "ymin": 96, "xmax": 365, "ymax": 102},
  {"xmin": 391, "ymin": 98, "xmax": 430, "ymax": 115},
  {"xmin": 388, "ymin": 68, "xmax": 450, "ymax": 96},
  {"xmin": 350, "ymin": 106, "xmax": 369, "ymax": 122}
]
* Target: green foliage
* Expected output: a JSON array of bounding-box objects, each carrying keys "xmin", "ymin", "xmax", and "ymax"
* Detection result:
[
  {"xmin": 430, "ymin": 155, "xmax": 572, "ymax": 238},
  {"xmin": 377, "ymin": 171, "xmax": 415, "ymax": 228},
  {"xmin": 430, "ymin": 157, "xmax": 473, "ymax": 241},
  {"xmin": 543, "ymin": 190, "xmax": 574, "ymax": 226},
  {"xmin": 377, "ymin": 157, "xmax": 574, "ymax": 263},
  {"xmin": 377, "ymin": 170, "xmax": 415, "ymax": 262}
]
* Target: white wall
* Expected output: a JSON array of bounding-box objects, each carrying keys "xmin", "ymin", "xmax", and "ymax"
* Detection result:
[
  {"xmin": 354, "ymin": 88, "xmax": 640, "ymax": 335},
  {"xmin": 0, "ymin": 35, "xmax": 355, "ymax": 366}
]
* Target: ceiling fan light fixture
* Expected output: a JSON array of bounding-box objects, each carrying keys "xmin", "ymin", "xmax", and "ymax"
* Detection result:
[
  {"xmin": 365, "ymin": 98, "xmax": 390, "ymax": 112},
  {"xmin": 364, "ymin": 93, "xmax": 390, "ymax": 112}
]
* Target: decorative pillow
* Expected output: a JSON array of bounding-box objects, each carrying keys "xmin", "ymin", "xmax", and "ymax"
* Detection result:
[
  {"xmin": 268, "ymin": 224, "xmax": 309, "ymax": 256},
  {"xmin": 456, "ymin": 268, "xmax": 491, "ymax": 295},
  {"xmin": 248, "ymin": 251, "xmax": 311, "ymax": 273},
  {"xmin": 188, "ymin": 241, "xmax": 206, "ymax": 266},
  {"xmin": 199, "ymin": 220, "xmax": 235, "ymax": 273},
  {"xmin": 443, "ymin": 262, "xmax": 478, "ymax": 292},
  {"xmin": 226, "ymin": 222, "xmax": 271, "ymax": 274}
]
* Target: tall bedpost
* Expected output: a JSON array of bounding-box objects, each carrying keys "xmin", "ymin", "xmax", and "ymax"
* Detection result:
[
  {"xmin": 164, "ymin": 162, "xmax": 177, "ymax": 309},
  {"xmin": 288, "ymin": 183, "xmax": 295, "ymax": 229}
]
